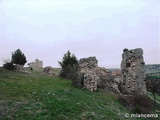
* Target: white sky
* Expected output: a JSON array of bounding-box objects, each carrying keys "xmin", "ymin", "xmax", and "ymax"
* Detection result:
[{"xmin": 0, "ymin": 0, "xmax": 159, "ymax": 68}]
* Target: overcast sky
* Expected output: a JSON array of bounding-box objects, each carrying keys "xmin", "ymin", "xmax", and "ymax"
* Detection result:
[{"xmin": 0, "ymin": 0, "xmax": 159, "ymax": 68}]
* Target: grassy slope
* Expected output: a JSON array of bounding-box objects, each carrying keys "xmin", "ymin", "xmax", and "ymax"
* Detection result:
[
  {"xmin": 0, "ymin": 68, "xmax": 156, "ymax": 120},
  {"xmin": 148, "ymin": 92, "xmax": 160, "ymax": 104}
]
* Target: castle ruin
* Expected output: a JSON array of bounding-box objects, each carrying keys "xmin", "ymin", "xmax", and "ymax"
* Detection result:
[
  {"xmin": 73, "ymin": 57, "xmax": 120, "ymax": 93},
  {"xmin": 121, "ymin": 48, "xmax": 147, "ymax": 95},
  {"xmin": 28, "ymin": 59, "xmax": 43, "ymax": 70}
]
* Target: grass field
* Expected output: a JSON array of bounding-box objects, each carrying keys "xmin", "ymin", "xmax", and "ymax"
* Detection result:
[
  {"xmin": 146, "ymin": 73, "xmax": 160, "ymax": 79},
  {"xmin": 0, "ymin": 68, "xmax": 159, "ymax": 120}
]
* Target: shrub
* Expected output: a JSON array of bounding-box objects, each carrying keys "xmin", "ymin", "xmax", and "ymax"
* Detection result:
[
  {"xmin": 118, "ymin": 94, "xmax": 154, "ymax": 114},
  {"xmin": 64, "ymin": 65, "xmax": 79, "ymax": 80},
  {"xmin": 3, "ymin": 62, "xmax": 15, "ymax": 70},
  {"xmin": 58, "ymin": 50, "xmax": 79, "ymax": 80},
  {"xmin": 146, "ymin": 76, "xmax": 160, "ymax": 106}
]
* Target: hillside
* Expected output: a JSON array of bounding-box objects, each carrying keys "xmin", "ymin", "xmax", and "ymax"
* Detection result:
[
  {"xmin": 145, "ymin": 64, "xmax": 160, "ymax": 74},
  {"xmin": 0, "ymin": 68, "xmax": 158, "ymax": 120}
]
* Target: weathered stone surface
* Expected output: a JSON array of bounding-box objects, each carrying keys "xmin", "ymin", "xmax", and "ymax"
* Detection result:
[
  {"xmin": 83, "ymin": 71, "xmax": 98, "ymax": 92},
  {"xmin": 73, "ymin": 57, "xmax": 98, "ymax": 92},
  {"xmin": 15, "ymin": 64, "xmax": 24, "ymax": 71},
  {"xmin": 79, "ymin": 57, "xmax": 98, "ymax": 69},
  {"xmin": 121, "ymin": 48, "xmax": 147, "ymax": 95},
  {"xmin": 73, "ymin": 56, "xmax": 120, "ymax": 93},
  {"xmin": 94, "ymin": 67, "xmax": 120, "ymax": 93},
  {"xmin": 28, "ymin": 59, "xmax": 43, "ymax": 70},
  {"xmin": 44, "ymin": 66, "xmax": 53, "ymax": 76}
]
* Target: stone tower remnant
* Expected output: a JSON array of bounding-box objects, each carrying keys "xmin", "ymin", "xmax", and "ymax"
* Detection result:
[
  {"xmin": 29, "ymin": 59, "xmax": 43, "ymax": 70},
  {"xmin": 121, "ymin": 48, "xmax": 147, "ymax": 95}
]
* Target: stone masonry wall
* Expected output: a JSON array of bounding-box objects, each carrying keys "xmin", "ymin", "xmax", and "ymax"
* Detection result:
[
  {"xmin": 83, "ymin": 71, "xmax": 98, "ymax": 92},
  {"xmin": 73, "ymin": 56, "xmax": 119, "ymax": 93},
  {"xmin": 79, "ymin": 57, "xmax": 98, "ymax": 70},
  {"xmin": 121, "ymin": 48, "xmax": 147, "ymax": 95},
  {"xmin": 77, "ymin": 57, "xmax": 98, "ymax": 92},
  {"xmin": 94, "ymin": 67, "xmax": 120, "ymax": 93},
  {"xmin": 44, "ymin": 66, "xmax": 53, "ymax": 76},
  {"xmin": 29, "ymin": 59, "xmax": 43, "ymax": 70}
]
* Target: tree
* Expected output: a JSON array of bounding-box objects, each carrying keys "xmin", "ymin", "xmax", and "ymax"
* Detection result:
[
  {"xmin": 11, "ymin": 49, "xmax": 27, "ymax": 66},
  {"xmin": 58, "ymin": 50, "xmax": 79, "ymax": 79}
]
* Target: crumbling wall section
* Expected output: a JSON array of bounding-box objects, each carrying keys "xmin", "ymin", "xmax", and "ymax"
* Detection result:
[
  {"xmin": 73, "ymin": 56, "xmax": 119, "ymax": 93},
  {"xmin": 121, "ymin": 48, "xmax": 147, "ymax": 95},
  {"xmin": 94, "ymin": 67, "xmax": 120, "ymax": 93},
  {"xmin": 83, "ymin": 71, "xmax": 98, "ymax": 92},
  {"xmin": 29, "ymin": 59, "xmax": 43, "ymax": 70},
  {"xmin": 44, "ymin": 66, "xmax": 53, "ymax": 76}
]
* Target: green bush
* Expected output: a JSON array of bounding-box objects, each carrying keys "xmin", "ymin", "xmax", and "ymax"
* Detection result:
[
  {"xmin": 58, "ymin": 50, "xmax": 79, "ymax": 79},
  {"xmin": 3, "ymin": 62, "xmax": 15, "ymax": 70},
  {"xmin": 146, "ymin": 76, "xmax": 160, "ymax": 104},
  {"xmin": 118, "ymin": 94, "xmax": 154, "ymax": 114}
]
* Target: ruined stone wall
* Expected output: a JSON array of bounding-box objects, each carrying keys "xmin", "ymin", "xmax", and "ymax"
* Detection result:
[
  {"xmin": 79, "ymin": 57, "xmax": 98, "ymax": 70},
  {"xmin": 73, "ymin": 56, "xmax": 119, "ymax": 93},
  {"xmin": 35, "ymin": 59, "xmax": 43, "ymax": 69},
  {"xmin": 44, "ymin": 66, "xmax": 53, "ymax": 76},
  {"xmin": 94, "ymin": 67, "xmax": 120, "ymax": 93},
  {"xmin": 29, "ymin": 59, "xmax": 43, "ymax": 70},
  {"xmin": 121, "ymin": 48, "xmax": 147, "ymax": 95},
  {"xmin": 75, "ymin": 57, "xmax": 98, "ymax": 92},
  {"xmin": 83, "ymin": 71, "xmax": 98, "ymax": 92},
  {"xmin": 15, "ymin": 64, "xmax": 24, "ymax": 71}
]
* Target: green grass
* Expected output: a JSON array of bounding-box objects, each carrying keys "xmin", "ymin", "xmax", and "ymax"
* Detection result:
[
  {"xmin": 148, "ymin": 92, "xmax": 160, "ymax": 104},
  {"xmin": 0, "ymin": 68, "xmax": 157, "ymax": 120},
  {"xmin": 146, "ymin": 74, "xmax": 160, "ymax": 79}
]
